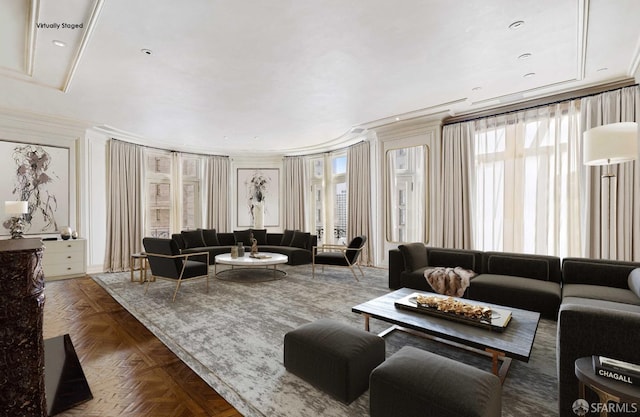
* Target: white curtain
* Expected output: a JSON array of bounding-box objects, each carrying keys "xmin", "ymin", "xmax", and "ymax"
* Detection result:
[
  {"xmin": 347, "ymin": 141, "xmax": 373, "ymax": 265},
  {"xmin": 581, "ymin": 85, "xmax": 640, "ymax": 260},
  {"xmin": 105, "ymin": 139, "xmax": 144, "ymax": 272},
  {"xmin": 282, "ymin": 156, "xmax": 306, "ymax": 230},
  {"xmin": 205, "ymin": 155, "xmax": 230, "ymax": 232},
  {"xmin": 470, "ymin": 100, "xmax": 583, "ymax": 257},
  {"xmin": 441, "ymin": 123, "xmax": 475, "ymax": 249}
]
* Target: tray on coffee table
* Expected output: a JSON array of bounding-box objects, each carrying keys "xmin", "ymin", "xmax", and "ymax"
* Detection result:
[{"xmin": 394, "ymin": 292, "xmax": 512, "ymax": 331}]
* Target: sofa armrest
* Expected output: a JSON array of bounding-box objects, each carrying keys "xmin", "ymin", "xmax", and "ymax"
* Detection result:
[
  {"xmin": 389, "ymin": 249, "xmax": 404, "ymax": 289},
  {"xmin": 557, "ymin": 301, "xmax": 640, "ymax": 416}
]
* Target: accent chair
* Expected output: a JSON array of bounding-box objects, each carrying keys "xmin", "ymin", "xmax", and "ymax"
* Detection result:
[
  {"xmin": 312, "ymin": 235, "xmax": 367, "ymax": 280},
  {"xmin": 142, "ymin": 237, "xmax": 210, "ymax": 302}
]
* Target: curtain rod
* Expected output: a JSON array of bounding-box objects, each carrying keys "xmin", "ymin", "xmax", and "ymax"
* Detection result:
[
  {"xmin": 111, "ymin": 138, "xmax": 229, "ymax": 159},
  {"xmin": 443, "ymin": 80, "xmax": 638, "ymax": 126}
]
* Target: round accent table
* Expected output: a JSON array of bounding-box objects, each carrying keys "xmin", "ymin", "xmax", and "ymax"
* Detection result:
[
  {"xmin": 214, "ymin": 252, "xmax": 288, "ymax": 280},
  {"xmin": 574, "ymin": 357, "xmax": 640, "ymax": 417}
]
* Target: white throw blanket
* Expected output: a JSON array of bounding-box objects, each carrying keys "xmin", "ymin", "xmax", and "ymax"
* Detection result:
[{"xmin": 424, "ymin": 266, "xmax": 477, "ymax": 297}]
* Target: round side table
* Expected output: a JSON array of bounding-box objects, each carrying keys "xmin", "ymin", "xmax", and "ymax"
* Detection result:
[{"xmin": 575, "ymin": 357, "xmax": 640, "ymax": 417}]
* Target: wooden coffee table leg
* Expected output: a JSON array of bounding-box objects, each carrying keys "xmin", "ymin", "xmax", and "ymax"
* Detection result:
[{"xmin": 363, "ymin": 314, "xmax": 371, "ymax": 332}]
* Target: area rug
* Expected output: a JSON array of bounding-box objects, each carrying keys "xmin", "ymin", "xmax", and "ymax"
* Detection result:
[{"xmin": 92, "ymin": 264, "xmax": 558, "ymax": 417}]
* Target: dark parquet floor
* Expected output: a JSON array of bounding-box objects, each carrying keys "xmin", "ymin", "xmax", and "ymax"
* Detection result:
[{"xmin": 43, "ymin": 276, "xmax": 242, "ymax": 417}]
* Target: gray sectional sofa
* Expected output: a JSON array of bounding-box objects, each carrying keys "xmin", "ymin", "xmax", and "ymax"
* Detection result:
[
  {"xmin": 389, "ymin": 243, "xmax": 640, "ymax": 417},
  {"xmin": 172, "ymin": 228, "xmax": 317, "ymax": 265}
]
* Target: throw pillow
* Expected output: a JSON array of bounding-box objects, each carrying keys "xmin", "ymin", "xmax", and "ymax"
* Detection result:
[
  {"xmin": 290, "ymin": 231, "xmax": 310, "ymax": 249},
  {"xmin": 181, "ymin": 230, "xmax": 205, "ymax": 249},
  {"xmin": 233, "ymin": 229, "xmax": 252, "ymax": 245},
  {"xmin": 424, "ymin": 266, "xmax": 477, "ymax": 297},
  {"xmin": 398, "ymin": 243, "xmax": 428, "ymax": 271},
  {"xmin": 629, "ymin": 268, "xmax": 640, "ymax": 298},
  {"xmin": 280, "ymin": 229, "xmax": 298, "ymax": 246},
  {"xmin": 251, "ymin": 229, "xmax": 268, "ymax": 245},
  {"xmin": 201, "ymin": 228, "xmax": 219, "ymax": 246}
]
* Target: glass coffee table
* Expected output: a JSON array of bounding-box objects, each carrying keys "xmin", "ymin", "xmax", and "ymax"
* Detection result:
[{"xmin": 214, "ymin": 252, "xmax": 288, "ymax": 279}]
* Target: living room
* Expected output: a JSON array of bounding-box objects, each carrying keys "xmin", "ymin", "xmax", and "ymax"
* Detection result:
[{"xmin": 1, "ymin": 1, "xmax": 640, "ymax": 417}]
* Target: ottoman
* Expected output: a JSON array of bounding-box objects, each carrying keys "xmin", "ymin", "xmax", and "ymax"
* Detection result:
[
  {"xmin": 284, "ymin": 318, "xmax": 385, "ymax": 404},
  {"xmin": 370, "ymin": 346, "xmax": 502, "ymax": 417}
]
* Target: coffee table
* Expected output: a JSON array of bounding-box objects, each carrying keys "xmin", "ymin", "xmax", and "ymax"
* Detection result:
[
  {"xmin": 352, "ymin": 287, "xmax": 540, "ymax": 383},
  {"xmin": 214, "ymin": 253, "xmax": 288, "ymax": 279}
]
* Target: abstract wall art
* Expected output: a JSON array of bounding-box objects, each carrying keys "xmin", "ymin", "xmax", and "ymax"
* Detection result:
[
  {"xmin": 237, "ymin": 168, "xmax": 279, "ymax": 227},
  {"xmin": 0, "ymin": 141, "xmax": 69, "ymax": 236}
]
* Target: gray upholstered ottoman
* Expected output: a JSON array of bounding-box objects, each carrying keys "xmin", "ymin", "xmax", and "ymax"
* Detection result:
[
  {"xmin": 370, "ymin": 346, "xmax": 502, "ymax": 417},
  {"xmin": 283, "ymin": 318, "xmax": 385, "ymax": 403}
]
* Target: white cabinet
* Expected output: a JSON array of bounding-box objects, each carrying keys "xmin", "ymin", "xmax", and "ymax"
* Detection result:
[{"xmin": 42, "ymin": 238, "xmax": 86, "ymax": 280}]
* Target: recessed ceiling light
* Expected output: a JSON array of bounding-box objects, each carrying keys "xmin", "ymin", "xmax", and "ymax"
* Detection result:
[
  {"xmin": 52, "ymin": 40, "xmax": 66, "ymax": 47},
  {"xmin": 518, "ymin": 53, "xmax": 532, "ymax": 60},
  {"xmin": 141, "ymin": 48, "xmax": 153, "ymax": 55},
  {"xmin": 395, "ymin": 117, "xmax": 400, "ymax": 121},
  {"xmin": 523, "ymin": 72, "xmax": 536, "ymax": 78},
  {"xmin": 509, "ymin": 20, "xmax": 525, "ymax": 30},
  {"xmin": 472, "ymin": 86, "xmax": 482, "ymax": 92}
]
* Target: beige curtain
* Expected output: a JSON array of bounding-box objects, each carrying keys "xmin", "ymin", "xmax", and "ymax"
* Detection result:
[
  {"xmin": 283, "ymin": 156, "xmax": 306, "ymax": 230},
  {"xmin": 441, "ymin": 123, "xmax": 475, "ymax": 249},
  {"xmin": 206, "ymin": 155, "xmax": 230, "ymax": 232},
  {"xmin": 581, "ymin": 85, "xmax": 640, "ymax": 261},
  {"xmin": 347, "ymin": 141, "xmax": 373, "ymax": 266},
  {"xmin": 105, "ymin": 139, "xmax": 143, "ymax": 272}
]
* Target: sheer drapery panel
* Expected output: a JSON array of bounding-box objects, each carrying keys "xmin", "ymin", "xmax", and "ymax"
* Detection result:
[{"xmin": 580, "ymin": 85, "xmax": 639, "ymax": 261}]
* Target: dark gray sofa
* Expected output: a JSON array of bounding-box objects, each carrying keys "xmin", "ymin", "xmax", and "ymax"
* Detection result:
[
  {"xmin": 556, "ymin": 258, "xmax": 640, "ymax": 417},
  {"xmin": 389, "ymin": 244, "xmax": 562, "ymax": 319},
  {"xmin": 172, "ymin": 228, "xmax": 317, "ymax": 266}
]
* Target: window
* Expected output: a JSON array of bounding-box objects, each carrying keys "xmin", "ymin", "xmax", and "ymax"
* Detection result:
[
  {"xmin": 385, "ymin": 145, "xmax": 428, "ymax": 243},
  {"xmin": 144, "ymin": 151, "xmax": 203, "ymax": 237},
  {"xmin": 146, "ymin": 151, "xmax": 173, "ymax": 238},
  {"xmin": 307, "ymin": 153, "xmax": 348, "ymax": 245}
]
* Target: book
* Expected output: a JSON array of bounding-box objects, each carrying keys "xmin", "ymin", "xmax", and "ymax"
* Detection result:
[
  {"xmin": 249, "ymin": 254, "xmax": 271, "ymax": 259},
  {"xmin": 592, "ymin": 355, "xmax": 640, "ymax": 386}
]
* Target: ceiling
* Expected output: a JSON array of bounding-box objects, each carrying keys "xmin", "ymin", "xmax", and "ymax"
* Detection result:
[{"xmin": 0, "ymin": 0, "xmax": 639, "ymax": 155}]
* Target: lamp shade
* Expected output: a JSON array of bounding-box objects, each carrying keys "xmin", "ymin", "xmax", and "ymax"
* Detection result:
[
  {"xmin": 583, "ymin": 122, "xmax": 638, "ymax": 166},
  {"xmin": 5, "ymin": 201, "xmax": 28, "ymax": 215}
]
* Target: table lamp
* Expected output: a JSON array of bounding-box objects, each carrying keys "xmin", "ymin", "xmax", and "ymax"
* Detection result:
[{"xmin": 5, "ymin": 201, "xmax": 29, "ymax": 239}]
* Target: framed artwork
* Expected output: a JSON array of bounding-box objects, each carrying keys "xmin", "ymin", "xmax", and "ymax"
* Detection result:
[
  {"xmin": 0, "ymin": 141, "xmax": 70, "ymax": 236},
  {"xmin": 237, "ymin": 168, "xmax": 279, "ymax": 227}
]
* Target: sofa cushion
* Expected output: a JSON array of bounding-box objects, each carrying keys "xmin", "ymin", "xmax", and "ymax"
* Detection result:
[
  {"xmin": 562, "ymin": 258, "xmax": 640, "ymax": 289},
  {"xmin": 181, "ymin": 230, "xmax": 205, "ymax": 249},
  {"xmin": 281, "ymin": 229, "xmax": 297, "ymax": 246},
  {"xmin": 398, "ymin": 243, "xmax": 427, "ymax": 272},
  {"xmin": 628, "ymin": 268, "xmax": 640, "ymax": 298},
  {"xmin": 562, "ymin": 284, "xmax": 640, "ymax": 306},
  {"xmin": 427, "ymin": 248, "xmax": 482, "ymax": 271},
  {"xmin": 483, "ymin": 253, "xmax": 560, "ymax": 282},
  {"xmin": 468, "ymin": 274, "xmax": 561, "ymax": 319},
  {"xmin": 290, "ymin": 231, "xmax": 310, "ymax": 249},
  {"xmin": 251, "ymin": 228, "xmax": 268, "ymax": 245},
  {"xmin": 233, "ymin": 229, "xmax": 252, "ymax": 245},
  {"xmin": 201, "ymin": 228, "xmax": 219, "ymax": 246}
]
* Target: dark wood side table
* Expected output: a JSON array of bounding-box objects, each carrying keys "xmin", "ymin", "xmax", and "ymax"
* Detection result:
[{"xmin": 575, "ymin": 357, "xmax": 640, "ymax": 417}]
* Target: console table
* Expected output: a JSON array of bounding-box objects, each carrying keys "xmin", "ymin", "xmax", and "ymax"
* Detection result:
[{"xmin": 0, "ymin": 238, "xmax": 47, "ymax": 416}]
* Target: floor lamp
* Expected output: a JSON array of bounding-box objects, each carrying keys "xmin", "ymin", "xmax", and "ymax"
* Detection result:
[{"xmin": 583, "ymin": 122, "xmax": 638, "ymax": 258}]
